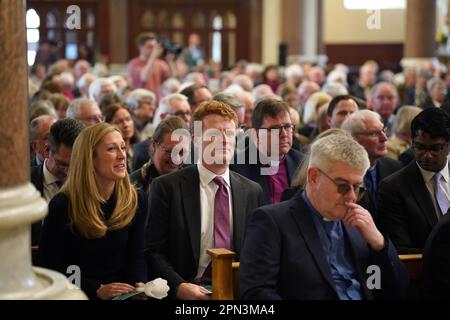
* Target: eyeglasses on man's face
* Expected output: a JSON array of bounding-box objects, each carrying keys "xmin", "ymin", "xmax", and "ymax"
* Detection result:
[
  {"xmin": 353, "ymin": 126, "xmax": 387, "ymax": 138},
  {"xmin": 169, "ymin": 110, "xmax": 192, "ymax": 117},
  {"xmin": 77, "ymin": 114, "xmax": 105, "ymax": 123},
  {"xmin": 157, "ymin": 142, "xmax": 185, "ymax": 158},
  {"xmin": 258, "ymin": 124, "xmax": 294, "ymax": 135},
  {"xmin": 316, "ymin": 168, "xmax": 365, "ymax": 201},
  {"xmin": 412, "ymin": 142, "xmax": 448, "ymax": 155}
]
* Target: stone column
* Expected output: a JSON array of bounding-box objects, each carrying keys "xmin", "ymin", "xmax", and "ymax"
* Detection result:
[
  {"xmin": 401, "ymin": 0, "xmax": 437, "ymax": 69},
  {"xmin": 0, "ymin": 0, "xmax": 86, "ymax": 299},
  {"xmin": 279, "ymin": 0, "xmax": 327, "ymax": 66}
]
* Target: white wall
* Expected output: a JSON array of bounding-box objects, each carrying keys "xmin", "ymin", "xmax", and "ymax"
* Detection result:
[
  {"xmin": 323, "ymin": 0, "xmax": 405, "ymax": 44},
  {"xmin": 262, "ymin": 0, "xmax": 281, "ymax": 64}
]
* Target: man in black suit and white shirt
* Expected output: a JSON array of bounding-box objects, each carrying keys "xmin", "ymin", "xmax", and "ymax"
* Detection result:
[
  {"xmin": 146, "ymin": 101, "xmax": 263, "ymax": 300},
  {"xmin": 30, "ymin": 118, "xmax": 85, "ymax": 246},
  {"xmin": 378, "ymin": 108, "xmax": 450, "ymax": 254}
]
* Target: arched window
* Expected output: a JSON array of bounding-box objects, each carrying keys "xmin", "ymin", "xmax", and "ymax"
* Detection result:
[
  {"xmin": 212, "ymin": 15, "xmax": 223, "ymax": 63},
  {"xmin": 85, "ymin": 9, "xmax": 96, "ymax": 48},
  {"xmin": 141, "ymin": 10, "xmax": 155, "ymax": 29},
  {"xmin": 26, "ymin": 9, "xmax": 40, "ymax": 66}
]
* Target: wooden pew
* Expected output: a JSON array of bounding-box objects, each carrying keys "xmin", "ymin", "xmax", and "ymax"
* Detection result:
[
  {"xmin": 399, "ymin": 254, "xmax": 423, "ymax": 299},
  {"xmin": 207, "ymin": 248, "xmax": 239, "ymax": 300},
  {"xmin": 208, "ymin": 249, "xmax": 423, "ymax": 300}
]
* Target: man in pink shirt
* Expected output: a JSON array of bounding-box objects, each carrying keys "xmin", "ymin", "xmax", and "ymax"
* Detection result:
[{"xmin": 127, "ymin": 33, "xmax": 170, "ymax": 101}]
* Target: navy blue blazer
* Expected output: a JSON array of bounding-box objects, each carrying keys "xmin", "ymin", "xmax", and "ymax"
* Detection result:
[
  {"xmin": 230, "ymin": 147, "xmax": 304, "ymax": 205},
  {"xmin": 239, "ymin": 192, "xmax": 408, "ymax": 300},
  {"xmin": 133, "ymin": 139, "xmax": 151, "ymax": 172}
]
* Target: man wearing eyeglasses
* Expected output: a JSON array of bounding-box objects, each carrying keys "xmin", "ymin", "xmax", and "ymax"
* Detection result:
[
  {"xmin": 154, "ymin": 93, "xmax": 192, "ymax": 126},
  {"xmin": 378, "ymin": 108, "xmax": 450, "ymax": 254},
  {"xmin": 230, "ymin": 98, "xmax": 304, "ymax": 204},
  {"xmin": 239, "ymin": 135, "xmax": 407, "ymax": 300},
  {"xmin": 341, "ymin": 110, "xmax": 403, "ymax": 222},
  {"xmin": 66, "ymin": 98, "xmax": 104, "ymax": 127},
  {"xmin": 30, "ymin": 118, "xmax": 85, "ymax": 246}
]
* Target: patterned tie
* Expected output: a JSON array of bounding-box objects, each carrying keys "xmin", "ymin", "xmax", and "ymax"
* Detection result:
[
  {"xmin": 434, "ymin": 172, "xmax": 450, "ymax": 216},
  {"xmin": 213, "ymin": 176, "xmax": 231, "ymax": 249}
]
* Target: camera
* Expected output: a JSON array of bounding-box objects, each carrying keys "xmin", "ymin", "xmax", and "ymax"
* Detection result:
[{"xmin": 158, "ymin": 36, "xmax": 182, "ymax": 56}]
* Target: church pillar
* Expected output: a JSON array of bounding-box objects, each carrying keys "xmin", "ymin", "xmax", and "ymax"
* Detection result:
[
  {"xmin": 280, "ymin": 0, "xmax": 326, "ymax": 65},
  {"xmin": 0, "ymin": 0, "xmax": 86, "ymax": 299},
  {"xmin": 401, "ymin": 0, "xmax": 437, "ymax": 69}
]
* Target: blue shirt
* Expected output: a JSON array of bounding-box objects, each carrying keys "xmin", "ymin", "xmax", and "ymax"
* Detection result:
[
  {"xmin": 365, "ymin": 166, "xmax": 377, "ymax": 196},
  {"xmin": 302, "ymin": 192, "xmax": 363, "ymax": 300}
]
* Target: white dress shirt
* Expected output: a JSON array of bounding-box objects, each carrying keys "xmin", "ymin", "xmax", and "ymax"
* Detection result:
[
  {"xmin": 42, "ymin": 159, "xmax": 61, "ymax": 203},
  {"xmin": 417, "ymin": 161, "xmax": 450, "ymax": 217},
  {"xmin": 195, "ymin": 163, "xmax": 233, "ymax": 280}
]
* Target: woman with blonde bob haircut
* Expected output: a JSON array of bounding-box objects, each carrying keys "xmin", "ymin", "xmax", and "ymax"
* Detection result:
[{"xmin": 39, "ymin": 123, "xmax": 148, "ymax": 300}]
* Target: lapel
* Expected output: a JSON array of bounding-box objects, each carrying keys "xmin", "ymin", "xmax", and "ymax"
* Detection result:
[
  {"xmin": 289, "ymin": 194, "xmax": 337, "ymax": 294},
  {"xmin": 180, "ymin": 166, "xmax": 202, "ymax": 265},
  {"xmin": 230, "ymin": 171, "xmax": 245, "ymax": 255},
  {"xmin": 406, "ymin": 162, "xmax": 439, "ymax": 228},
  {"xmin": 250, "ymin": 163, "xmax": 271, "ymax": 204},
  {"xmin": 285, "ymin": 150, "xmax": 300, "ymax": 184},
  {"xmin": 342, "ymin": 224, "xmax": 373, "ymax": 300}
]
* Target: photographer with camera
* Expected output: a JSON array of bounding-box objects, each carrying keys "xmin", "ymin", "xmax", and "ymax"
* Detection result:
[{"xmin": 127, "ymin": 32, "xmax": 177, "ymax": 102}]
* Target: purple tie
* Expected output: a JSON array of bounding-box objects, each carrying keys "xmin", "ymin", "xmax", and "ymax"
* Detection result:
[
  {"xmin": 213, "ymin": 176, "xmax": 231, "ymax": 249},
  {"xmin": 434, "ymin": 172, "xmax": 450, "ymax": 216}
]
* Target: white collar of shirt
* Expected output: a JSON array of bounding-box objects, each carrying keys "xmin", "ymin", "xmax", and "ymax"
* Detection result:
[
  {"xmin": 43, "ymin": 159, "xmax": 60, "ymax": 186},
  {"xmin": 432, "ymin": 100, "xmax": 442, "ymax": 108},
  {"xmin": 417, "ymin": 161, "xmax": 449, "ymax": 185},
  {"xmin": 197, "ymin": 163, "xmax": 230, "ymax": 188}
]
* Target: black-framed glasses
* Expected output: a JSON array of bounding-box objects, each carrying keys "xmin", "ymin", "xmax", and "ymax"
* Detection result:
[
  {"xmin": 169, "ymin": 110, "xmax": 192, "ymax": 117},
  {"xmin": 157, "ymin": 142, "xmax": 185, "ymax": 158},
  {"xmin": 258, "ymin": 124, "xmax": 294, "ymax": 135},
  {"xmin": 317, "ymin": 168, "xmax": 365, "ymax": 201},
  {"xmin": 77, "ymin": 114, "xmax": 105, "ymax": 123},
  {"xmin": 411, "ymin": 142, "xmax": 448, "ymax": 154},
  {"xmin": 353, "ymin": 126, "xmax": 387, "ymax": 138}
]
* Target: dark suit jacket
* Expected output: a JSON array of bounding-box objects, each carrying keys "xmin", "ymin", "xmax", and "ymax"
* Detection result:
[
  {"xmin": 358, "ymin": 157, "xmax": 403, "ymax": 223},
  {"xmin": 133, "ymin": 139, "xmax": 151, "ymax": 172},
  {"xmin": 145, "ymin": 165, "xmax": 264, "ymax": 296},
  {"xmin": 420, "ymin": 96, "xmax": 438, "ymax": 110},
  {"xmin": 230, "ymin": 148, "xmax": 304, "ymax": 205},
  {"xmin": 422, "ymin": 212, "xmax": 450, "ymax": 299},
  {"xmin": 239, "ymin": 192, "xmax": 408, "ymax": 300},
  {"xmin": 398, "ymin": 148, "xmax": 415, "ymax": 166},
  {"xmin": 30, "ymin": 164, "xmax": 45, "ymax": 246},
  {"xmin": 378, "ymin": 161, "xmax": 440, "ymax": 254}
]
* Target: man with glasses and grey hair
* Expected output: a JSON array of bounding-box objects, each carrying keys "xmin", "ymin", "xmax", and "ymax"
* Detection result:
[
  {"xmin": 152, "ymin": 93, "xmax": 192, "ymax": 128},
  {"xmin": 239, "ymin": 134, "xmax": 407, "ymax": 300},
  {"xmin": 341, "ymin": 110, "xmax": 402, "ymax": 222},
  {"xmin": 66, "ymin": 98, "xmax": 104, "ymax": 127}
]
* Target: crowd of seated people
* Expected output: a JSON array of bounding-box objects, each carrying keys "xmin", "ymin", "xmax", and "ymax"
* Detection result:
[{"xmin": 27, "ymin": 31, "xmax": 450, "ymax": 300}]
